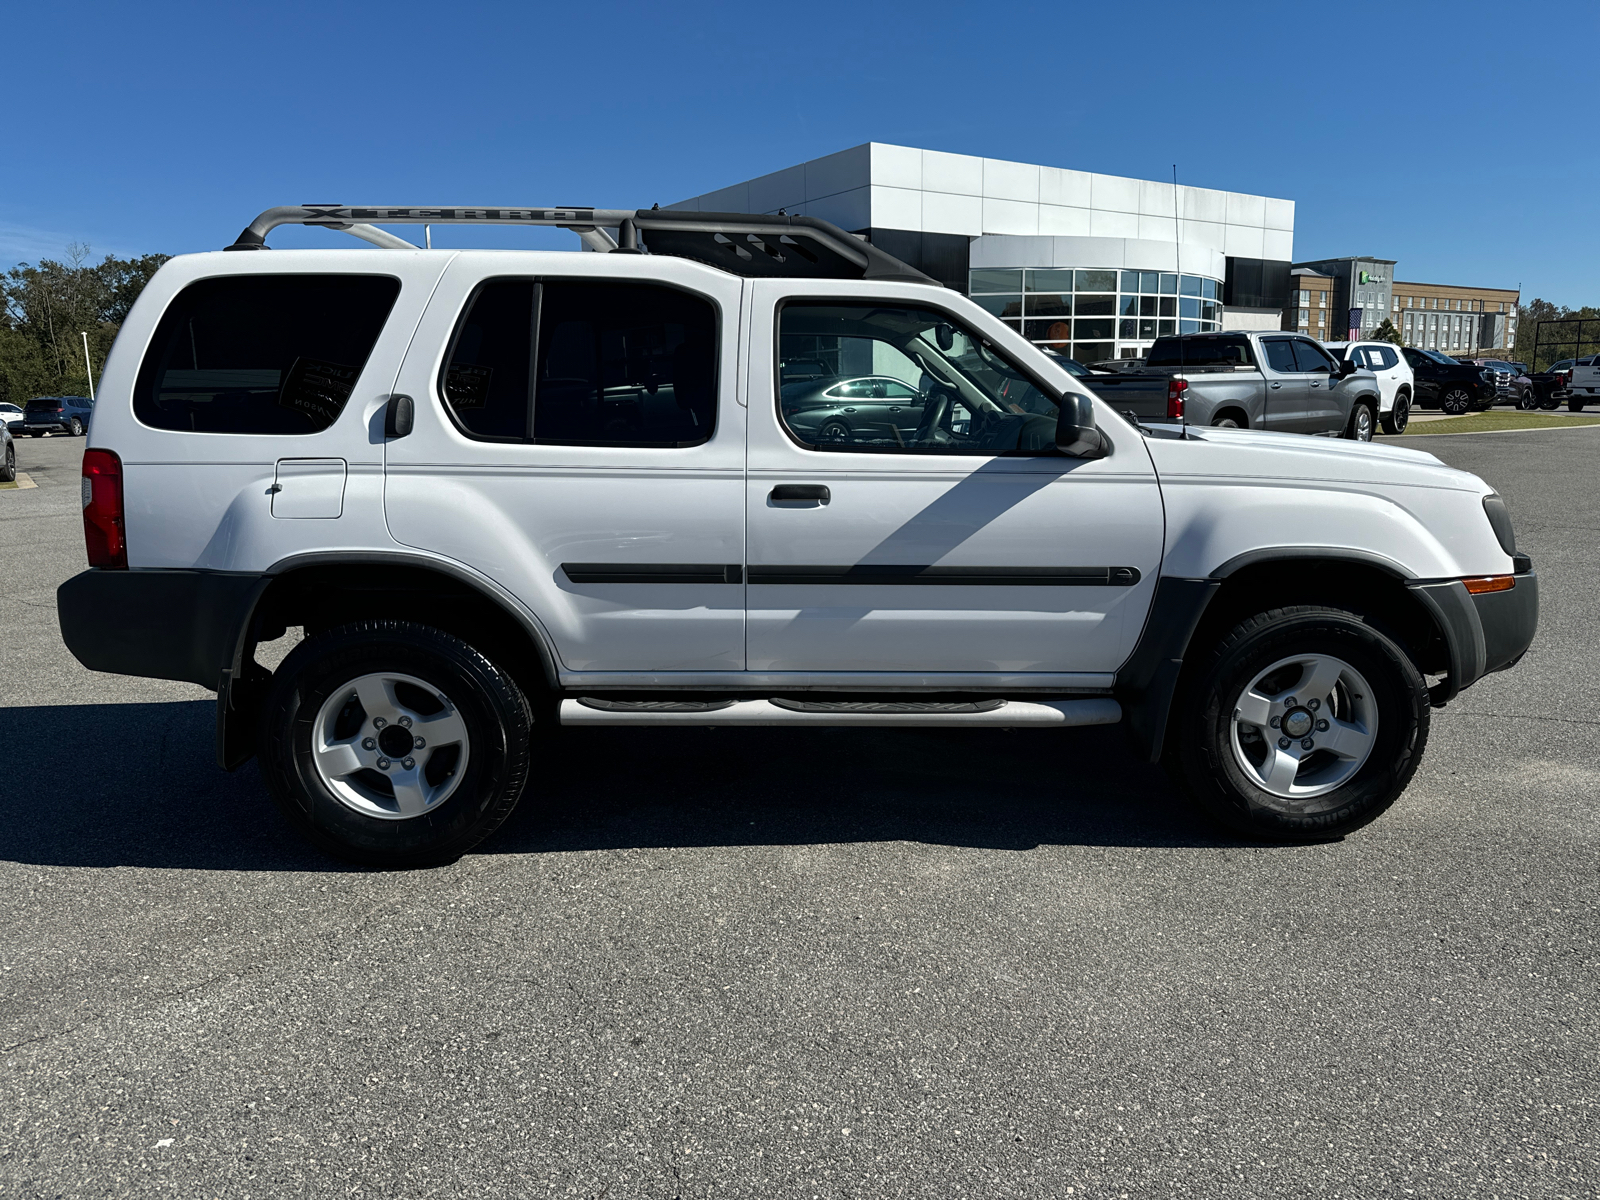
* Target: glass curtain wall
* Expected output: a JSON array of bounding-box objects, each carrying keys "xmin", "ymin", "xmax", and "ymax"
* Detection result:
[{"xmin": 969, "ymin": 268, "xmax": 1222, "ymax": 363}]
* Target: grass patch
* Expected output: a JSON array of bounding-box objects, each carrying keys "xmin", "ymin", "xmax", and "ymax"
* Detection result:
[{"xmin": 1401, "ymin": 412, "xmax": 1600, "ymax": 435}]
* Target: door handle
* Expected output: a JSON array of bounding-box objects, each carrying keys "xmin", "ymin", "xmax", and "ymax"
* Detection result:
[
  {"xmin": 770, "ymin": 484, "xmax": 830, "ymax": 503},
  {"xmin": 1269, "ymin": 382, "xmax": 1282, "ymax": 389},
  {"xmin": 384, "ymin": 394, "xmax": 415, "ymax": 438}
]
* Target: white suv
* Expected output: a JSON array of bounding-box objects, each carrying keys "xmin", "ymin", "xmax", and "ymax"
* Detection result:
[
  {"xmin": 57, "ymin": 204, "xmax": 1537, "ymax": 864},
  {"xmin": 1323, "ymin": 341, "xmax": 1414, "ymax": 435}
]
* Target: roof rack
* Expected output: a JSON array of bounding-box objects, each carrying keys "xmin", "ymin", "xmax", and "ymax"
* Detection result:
[{"xmin": 226, "ymin": 205, "xmax": 938, "ymax": 285}]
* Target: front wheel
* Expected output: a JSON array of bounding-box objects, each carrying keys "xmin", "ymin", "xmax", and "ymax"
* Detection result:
[
  {"xmin": 1518, "ymin": 389, "xmax": 1539, "ymax": 411},
  {"xmin": 0, "ymin": 442, "xmax": 14, "ymax": 482},
  {"xmin": 1439, "ymin": 386, "xmax": 1473, "ymax": 415},
  {"xmin": 1380, "ymin": 393, "xmax": 1410, "ymax": 435},
  {"xmin": 260, "ymin": 621, "xmax": 532, "ymax": 866},
  {"xmin": 1344, "ymin": 401, "xmax": 1374, "ymax": 441},
  {"xmin": 1168, "ymin": 606, "xmax": 1430, "ymax": 841}
]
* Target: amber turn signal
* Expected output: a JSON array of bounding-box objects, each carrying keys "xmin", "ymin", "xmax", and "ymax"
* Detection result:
[{"xmin": 1463, "ymin": 575, "xmax": 1515, "ymax": 594}]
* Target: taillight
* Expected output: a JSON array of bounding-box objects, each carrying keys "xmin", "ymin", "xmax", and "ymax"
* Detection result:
[
  {"xmin": 81, "ymin": 449, "xmax": 126, "ymax": 569},
  {"xmin": 1166, "ymin": 377, "xmax": 1188, "ymax": 420}
]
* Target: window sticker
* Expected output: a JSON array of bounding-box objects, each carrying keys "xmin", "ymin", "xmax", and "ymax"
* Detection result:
[
  {"xmin": 445, "ymin": 363, "xmax": 494, "ymax": 410},
  {"xmin": 278, "ymin": 358, "xmax": 360, "ymax": 425}
]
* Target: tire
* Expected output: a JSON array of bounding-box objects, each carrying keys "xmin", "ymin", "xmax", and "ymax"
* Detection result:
[
  {"xmin": 68, "ymin": 418, "xmax": 84, "ymax": 436},
  {"xmin": 1380, "ymin": 392, "xmax": 1410, "ymax": 435},
  {"xmin": 1569, "ymin": 398, "xmax": 1585, "ymax": 413},
  {"xmin": 1168, "ymin": 606, "xmax": 1430, "ymax": 842},
  {"xmin": 1439, "ymin": 386, "xmax": 1473, "ymax": 415},
  {"xmin": 1211, "ymin": 414, "xmax": 1242, "ymax": 429},
  {"xmin": 819, "ymin": 420, "xmax": 849, "ymax": 440},
  {"xmin": 0, "ymin": 442, "xmax": 14, "ymax": 483},
  {"xmin": 1344, "ymin": 401, "xmax": 1375, "ymax": 441},
  {"xmin": 1517, "ymin": 389, "xmax": 1538, "ymax": 411},
  {"xmin": 260, "ymin": 620, "xmax": 533, "ymax": 867}
]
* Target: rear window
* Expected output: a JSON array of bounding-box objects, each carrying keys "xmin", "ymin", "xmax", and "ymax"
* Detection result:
[
  {"xmin": 1146, "ymin": 335, "xmax": 1255, "ymax": 368},
  {"xmin": 134, "ymin": 275, "xmax": 400, "ymax": 434},
  {"xmin": 25, "ymin": 399, "xmax": 63, "ymax": 411}
]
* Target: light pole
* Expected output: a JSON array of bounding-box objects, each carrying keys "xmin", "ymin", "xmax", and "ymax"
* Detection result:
[{"xmin": 81, "ymin": 332, "xmax": 96, "ymax": 402}]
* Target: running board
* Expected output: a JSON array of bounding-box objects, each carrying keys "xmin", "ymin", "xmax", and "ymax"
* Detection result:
[{"xmin": 559, "ymin": 697, "xmax": 1122, "ymax": 728}]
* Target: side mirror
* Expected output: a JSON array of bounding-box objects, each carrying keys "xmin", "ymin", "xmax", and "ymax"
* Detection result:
[
  {"xmin": 1055, "ymin": 392, "xmax": 1104, "ymax": 458},
  {"xmin": 935, "ymin": 323, "xmax": 955, "ymax": 352},
  {"xmin": 1335, "ymin": 358, "xmax": 1360, "ymax": 378}
]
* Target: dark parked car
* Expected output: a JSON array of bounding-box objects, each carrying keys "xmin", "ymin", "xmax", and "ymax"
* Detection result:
[
  {"xmin": 20, "ymin": 395, "xmax": 93, "ymax": 436},
  {"xmin": 779, "ymin": 374, "xmax": 932, "ymax": 442},
  {"xmin": 1400, "ymin": 350, "xmax": 1496, "ymax": 414},
  {"xmin": 1458, "ymin": 359, "xmax": 1537, "ymax": 408}
]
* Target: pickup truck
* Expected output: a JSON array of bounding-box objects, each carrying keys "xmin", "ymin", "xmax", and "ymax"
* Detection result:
[
  {"xmin": 1077, "ymin": 332, "xmax": 1382, "ymax": 440},
  {"xmin": 55, "ymin": 203, "xmax": 1537, "ymax": 866}
]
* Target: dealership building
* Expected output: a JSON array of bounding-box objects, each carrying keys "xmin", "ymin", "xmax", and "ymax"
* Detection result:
[{"xmin": 670, "ymin": 142, "xmax": 1296, "ymax": 364}]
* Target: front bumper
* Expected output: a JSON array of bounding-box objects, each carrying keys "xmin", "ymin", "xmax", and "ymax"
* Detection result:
[
  {"xmin": 57, "ymin": 568, "xmax": 268, "ymax": 690},
  {"xmin": 1408, "ymin": 569, "xmax": 1538, "ymax": 704}
]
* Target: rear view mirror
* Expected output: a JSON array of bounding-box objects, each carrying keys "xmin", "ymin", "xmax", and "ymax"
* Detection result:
[{"xmin": 1055, "ymin": 392, "xmax": 1104, "ymax": 458}]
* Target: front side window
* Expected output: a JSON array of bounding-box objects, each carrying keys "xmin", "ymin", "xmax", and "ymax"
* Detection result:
[
  {"xmin": 1262, "ymin": 338, "xmax": 1298, "ymax": 373},
  {"xmin": 777, "ymin": 303, "xmax": 1060, "ymax": 455},
  {"xmin": 441, "ymin": 280, "xmax": 718, "ymax": 446},
  {"xmin": 134, "ymin": 274, "xmax": 400, "ymax": 434},
  {"xmin": 1291, "ymin": 339, "xmax": 1334, "ymax": 373}
]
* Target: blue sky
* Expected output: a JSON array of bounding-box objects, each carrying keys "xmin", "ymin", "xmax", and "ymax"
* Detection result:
[{"xmin": 5, "ymin": 0, "xmax": 1596, "ymax": 306}]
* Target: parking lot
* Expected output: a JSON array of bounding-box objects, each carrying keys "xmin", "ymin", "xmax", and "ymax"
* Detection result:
[{"xmin": 2, "ymin": 427, "xmax": 1596, "ymax": 1197}]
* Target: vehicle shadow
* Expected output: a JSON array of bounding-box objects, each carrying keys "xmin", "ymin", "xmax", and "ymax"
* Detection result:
[{"xmin": 0, "ymin": 701, "xmax": 1251, "ymax": 872}]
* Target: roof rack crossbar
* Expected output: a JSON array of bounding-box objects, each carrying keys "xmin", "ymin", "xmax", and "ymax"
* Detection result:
[{"xmin": 225, "ymin": 205, "xmax": 937, "ymax": 285}]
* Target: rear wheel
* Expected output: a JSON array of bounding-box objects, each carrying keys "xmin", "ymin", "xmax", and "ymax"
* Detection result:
[
  {"xmin": 1169, "ymin": 606, "xmax": 1430, "ymax": 841},
  {"xmin": 1439, "ymin": 386, "xmax": 1473, "ymax": 415},
  {"xmin": 68, "ymin": 417, "xmax": 84, "ymax": 436},
  {"xmin": 1380, "ymin": 392, "xmax": 1410, "ymax": 435},
  {"xmin": 1211, "ymin": 413, "xmax": 1243, "ymax": 429},
  {"xmin": 1569, "ymin": 398, "xmax": 1586, "ymax": 412},
  {"xmin": 260, "ymin": 621, "xmax": 532, "ymax": 867},
  {"xmin": 1344, "ymin": 401, "xmax": 1374, "ymax": 441}
]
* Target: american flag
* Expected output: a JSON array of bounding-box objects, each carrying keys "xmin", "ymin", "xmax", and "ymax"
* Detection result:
[{"xmin": 1347, "ymin": 307, "xmax": 1361, "ymax": 340}]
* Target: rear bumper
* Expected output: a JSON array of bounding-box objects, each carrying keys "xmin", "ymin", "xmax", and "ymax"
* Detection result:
[{"xmin": 57, "ymin": 568, "xmax": 268, "ymax": 690}]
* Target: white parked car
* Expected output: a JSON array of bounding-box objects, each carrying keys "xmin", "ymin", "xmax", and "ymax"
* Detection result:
[
  {"xmin": 57, "ymin": 204, "xmax": 1537, "ymax": 865},
  {"xmin": 1323, "ymin": 341, "xmax": 1414, "ymax": 435},
  {"xmin": 0, "ymin": 402, "xmax": 25, "ymax": 427}
]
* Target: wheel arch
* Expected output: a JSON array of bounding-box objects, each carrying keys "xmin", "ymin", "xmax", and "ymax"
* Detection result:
[
  {"xmin": 1116, "ymin": 550, "xmax": 1456, "ymax": 762},
  {"xmin": 219, "ymin": 552, "xmax": 561, "ymax": 770},
  {"xmin": 1211, "ymin": 405, "xmax": 1249, "ymax": 428}
]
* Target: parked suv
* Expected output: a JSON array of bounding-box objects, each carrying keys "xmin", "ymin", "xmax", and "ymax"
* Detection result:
[
  {"xmin": 1323, "ymin": 341, "xmax": 1414, "ymax": 434},
  {"xmin": 57, "ymin": 204, "xmax": 1538, "ymax": 865},
  {"xmin": 1400, "ymin": 349, "xmax": 1497, "ymax": 414},
  {"xmin": 21, "ymin": 396, "xmax": 93, "ymax": 437}
]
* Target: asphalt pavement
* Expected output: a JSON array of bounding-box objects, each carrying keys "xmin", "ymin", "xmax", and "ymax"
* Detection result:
[{"xmin": 2, "ymin": 427, "xmax": 1596, "ymax": 1198}]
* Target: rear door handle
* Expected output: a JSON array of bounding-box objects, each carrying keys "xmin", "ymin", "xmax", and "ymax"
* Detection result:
[{"xmin": 770, "ymin": 484, "xmax": 830, "ymax": 503}]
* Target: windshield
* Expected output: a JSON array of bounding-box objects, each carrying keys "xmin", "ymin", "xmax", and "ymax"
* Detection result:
[
  {"xmin": 1045, "ymin": 354, "xmax": 1090, "ymax": 377},
  {"xmin": 1418, "ymin": 350, "xmax": 1458, "ymax": 365}
]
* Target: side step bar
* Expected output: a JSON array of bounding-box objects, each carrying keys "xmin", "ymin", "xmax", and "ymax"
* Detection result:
[{"xmin": 559, "ymin": 697, "xmax": 1122, "ymax": 728}]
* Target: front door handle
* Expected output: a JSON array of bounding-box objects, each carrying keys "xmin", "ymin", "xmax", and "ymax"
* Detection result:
[
  {"xmin": 770, "ymin": 484, "xmax": 831, "ymax": 503},
  {"xmin": 1269, "ymin": 382, "xmax": 1282, "ymax": 389}
]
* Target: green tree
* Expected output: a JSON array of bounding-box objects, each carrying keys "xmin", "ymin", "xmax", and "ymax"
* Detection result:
[
  {"xmin": 1370, "ymin": 318, "xmax": 1404, "ymax": 346},
  {"xmin": 0, "ymin": 246, "xmax": 169, "ymax": 403}
]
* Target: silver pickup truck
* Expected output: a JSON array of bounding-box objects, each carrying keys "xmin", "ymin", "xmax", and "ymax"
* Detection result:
[{"xmin": 1079, "ymin": 331, "xmax": 1382, "ymax": 440}]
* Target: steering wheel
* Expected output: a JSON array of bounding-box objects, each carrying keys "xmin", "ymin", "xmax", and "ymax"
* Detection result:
[{"xmin": 914, "ymin": 386, "xmax": 954, "ymax": 445}]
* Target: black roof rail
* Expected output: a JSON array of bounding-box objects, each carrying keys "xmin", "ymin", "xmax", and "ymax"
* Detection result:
[{"xmin": 226, "ymin": 205, "xmax": 938, "ymax": 285}]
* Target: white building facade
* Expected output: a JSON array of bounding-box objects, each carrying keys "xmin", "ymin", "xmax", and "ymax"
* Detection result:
[{"xmin": 672, "ymin": 143, "xmax": 1295, "ymax": 363}]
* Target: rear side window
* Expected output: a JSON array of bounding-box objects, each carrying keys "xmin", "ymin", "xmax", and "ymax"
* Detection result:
[
  {"xmin": 440, "ymin": 280, "xmax": 718, "ymax": 447},
  {"xmin": 1146, "ymin": 335, "xmax": 1255, "ymax": 368},
  {"xmin": 135, "ymin": 275, "xmax": 400, "ymax": 434}
]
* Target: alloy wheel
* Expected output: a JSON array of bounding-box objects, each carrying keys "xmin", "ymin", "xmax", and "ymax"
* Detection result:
[
  {"xmin": 311, "ymin": 671, "xmax": 471, "ymax": 819},
  {"xmin": 1229, "ymin": 652, "xmax": 1378, "ymax": 808},
  {"xmin": 1440, "ymin": 388, "xmax": 1471, "ymax": 415}
]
